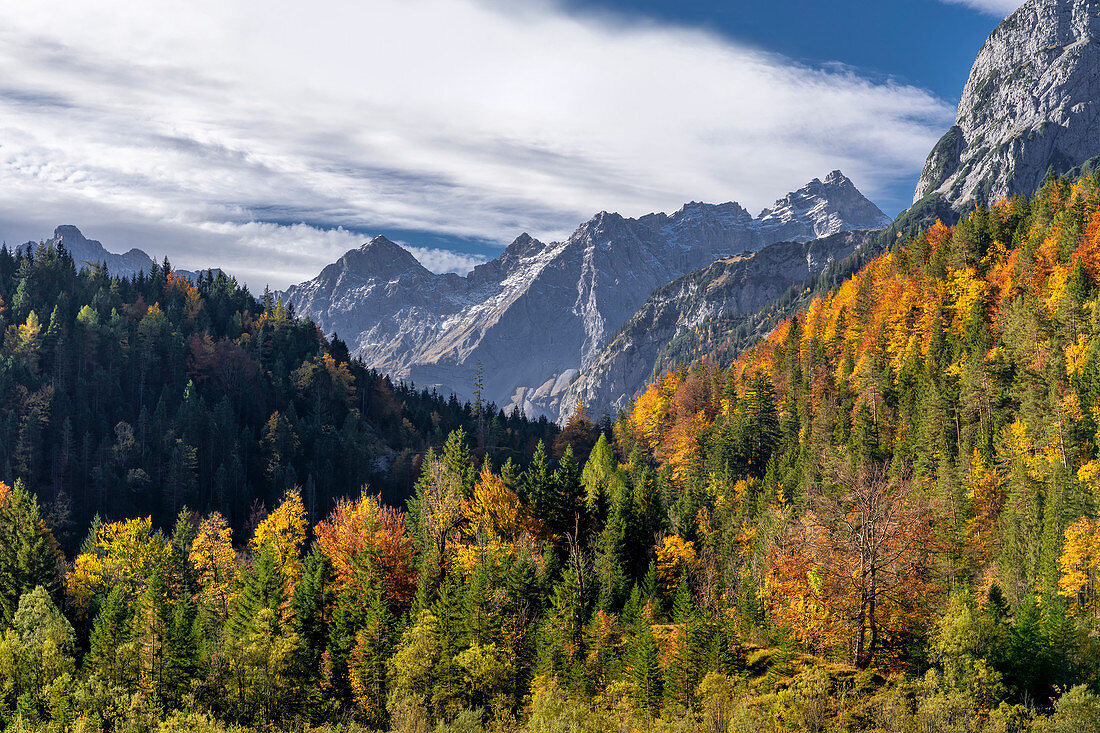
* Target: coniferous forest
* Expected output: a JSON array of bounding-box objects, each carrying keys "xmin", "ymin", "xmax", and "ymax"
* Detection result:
[{"xmin": 10, "ymin": 177, "xmax": 1100, "ymax": 731}]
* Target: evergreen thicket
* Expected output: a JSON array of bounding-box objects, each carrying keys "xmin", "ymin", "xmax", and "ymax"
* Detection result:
[{"xmin": 0, "ymin": 246, "xmax": 555, "ymax": 547}]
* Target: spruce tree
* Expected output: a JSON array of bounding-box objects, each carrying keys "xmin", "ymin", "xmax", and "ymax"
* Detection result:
[
  {"xmin": 524, "ymin": 440, "xmax": 554, "ymax": 525},
  {"xmin": 227, "ymin": 545, "xmax": 286, "ymax": 640},
  {"xmin": 631, "ymin": 621, "xmax": 662, "ymax": 718},
  {"xmin": 0, "ymin": 481, "xmax": 61, "ymax": 624},
  {"xmin": 86, "ymin": 586, "xmax": 139, "ymax": 691},
  {"xmin": 553, "ymin": 444, "xmax": 583, "ymax": 538}
]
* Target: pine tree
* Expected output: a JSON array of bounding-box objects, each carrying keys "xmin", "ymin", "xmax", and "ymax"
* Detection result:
[
  {"xmin": 158, "ymin": 599, "xmax": 201, "ymax": 710},
  {"xmin": 290, "ymin": 547, "xmax": 332, "ymax": 676},
  {"xmin": 1004, "ymin": 598, "xmax": 1049, "ymax": 702},
  {"xmin": 524, "ymin": 440, "xmax": 554, "ymax": 526},
  {"xmin": 347, "ymin": 587, "xmax": 393, "ymax": 726},
  {"xmin": 443, "ymin": 428, "xmax": 477, "ymax": 496},
  {"xmin": 594, "ymin": 488, "xmax": 628, "ymax": 612},
  {"xmin": 227, "ymin": 545, "xmax": 287, "ymax": 640},
  {"xmin": 553, "ymin": 444, "xmax": 583, "ymax": 538},
  {"xmin": 631, "ymin": 621, "xmax": 662, "ymax": 718}
]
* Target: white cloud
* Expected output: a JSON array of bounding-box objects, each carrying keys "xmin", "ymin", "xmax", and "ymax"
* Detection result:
[
  {"xmin": 938, "ymin": 0, "xmax": 1021, "ymax": 16},
  {"xmin": 402, "ymin": 246, "xmax": 488, "ymax": 275},
  {"xmin": 0, "ymin": 0, "xmax": 954, "ymax": 289}
]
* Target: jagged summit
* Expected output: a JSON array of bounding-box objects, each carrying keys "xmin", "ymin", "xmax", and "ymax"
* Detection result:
[
  {"xmin": 20, "ymin": 225, "xmax": 156, "ymax": 279},
  {"xmin": 915, "ymin": 0, "xmax": 1100, "ymax": 208},
  {"xmin": 54, "ymin": 224, "xmax": 86, "ymax": 241},
  {"xmin": 353, "ymin": 236, "xmax": 427, "ymax": 275},
  {"xmin": 759, "ymin": 170, "xmax": 891, "ymax": 239}
]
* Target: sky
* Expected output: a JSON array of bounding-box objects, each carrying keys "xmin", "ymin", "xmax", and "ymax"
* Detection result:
[{"xmin": 0, "ymin": 0, "xmax": 1019, "ymax": 289}]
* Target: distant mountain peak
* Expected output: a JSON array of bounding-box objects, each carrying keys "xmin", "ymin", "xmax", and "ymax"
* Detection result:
[
  {"xmin": 335, "ymin": 235, "xmax": 429, "ymax": 280},
  {"xmin": 19, "ymin": 226, "xmax": 217, "ymax": 282},
  {"xmin": 361, "ymin": 234, "xmax": 400, "ymax": 251},
  {"xmin": 54, "ymin": 224, "xmax": 89, "ymax": 242},
  {"xmin": 757, "ymin": 171, "xmax": 890, "ymax": 237}
]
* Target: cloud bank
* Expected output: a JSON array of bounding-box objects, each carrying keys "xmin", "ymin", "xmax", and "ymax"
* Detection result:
[
  {"xmin": 938, "ymin": 0, "xmax": 1022, "ymax": 16},
  {"xmin": 0, "ymin": 0, "xmax": 954, "ymax": 288}
]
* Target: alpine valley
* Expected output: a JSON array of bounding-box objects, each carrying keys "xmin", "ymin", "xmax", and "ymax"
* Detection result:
[{"xmin": 12, "ymin": 1, "xmax": 1100, "ymax": 732}]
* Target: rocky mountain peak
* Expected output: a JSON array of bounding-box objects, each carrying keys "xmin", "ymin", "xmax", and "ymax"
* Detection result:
[
  {"xmin": 337, "ymin": 236, "xmax": 429, "ymax": 279},
  {"xmin": 915, "ymin": 0, "xmax": 1100, "ymax": 208},
  {"xmin": 496, "ymin": 232, "xmax": 544, "ymax": 268},
  {"xmin": 758, "ymin": 170, "xmax": 890, "ymax": 238},
  {"xmin": 54, "ymin": 224, "xmax": 90, "ymax": 244}
]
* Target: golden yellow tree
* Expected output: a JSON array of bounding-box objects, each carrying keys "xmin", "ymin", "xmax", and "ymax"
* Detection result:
[
  {"xmin": 251, "ymin": 489, "xmax": 307, "ymax": 585},
  {"xmin": 453, "ymin": 466, "xmax": 538, "ymax": 577},
  {"xmin": 190, "ymin": 512, "xmax": 239, "ymax": 621},
  {"xmin": 65, "ymin": 517, "xmax": 168, "ymax": 615},
  {"xmin": 655, "ymin": 535, "xmax": 698, "ymax": 594},
  {"xmin": 1059, "ymin": 517, "xmax": 1100, "ymax": 615}
]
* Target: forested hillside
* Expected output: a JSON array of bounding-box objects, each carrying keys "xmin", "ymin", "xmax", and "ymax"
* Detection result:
[
  {"xmin": 0, "ymin": 245, "xmax": 556, "ymax": 548},
  {"xmin": 7, "ymin": 178, "xmax": 1100, "ymax": 733}
]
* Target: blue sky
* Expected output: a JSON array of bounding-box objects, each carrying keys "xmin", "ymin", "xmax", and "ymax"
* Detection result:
[
  {"xmin": 0, "ymin": 0, "xmax": 1016, "ymax": 288},
  {"xmin": 564, "ymin": 0, "xmax": 1007, "ymax": 99}
]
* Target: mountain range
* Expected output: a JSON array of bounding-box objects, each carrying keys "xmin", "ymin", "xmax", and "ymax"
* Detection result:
[
  {"xmin": 281, "ymin": 171, "xmax": 889, "ymax": 420},
  {"xmin": 17, "ymin": 225, "xmax": 215, "ymax": 283},
  {"xmin": 25, "ymin": 0, "xmax": 1100, "ymax": 424}
]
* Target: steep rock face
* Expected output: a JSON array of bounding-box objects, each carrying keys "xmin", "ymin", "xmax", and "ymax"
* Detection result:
[
  {"xmin": 284, "ymin": 173, "xmax": 889, "ymax": 418},
  {"xmin": 915, "ymin": 0, "xmax": 1100, "ymax": 207},
  {"xmin": 560, "ymin": 230, "xmax": 873, "ymax": 421}
]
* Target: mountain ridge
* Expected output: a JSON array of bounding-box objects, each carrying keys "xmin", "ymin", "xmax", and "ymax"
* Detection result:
[
  {"xmin": 16, "ymin": 225, "xmax": 218, "ymax": 283},
  {"xmin": 284, "ymin": 171, "xmax": 891, "ymax": 419}
]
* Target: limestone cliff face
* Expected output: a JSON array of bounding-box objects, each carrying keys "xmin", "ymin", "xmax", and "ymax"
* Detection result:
[
  {"xmin": 284, "ymin": 173, "xmax": 889, "ymax": 419},
  {"xmin": 915, "ymin": 0, "xmax": 1100, "ymax": 207}
]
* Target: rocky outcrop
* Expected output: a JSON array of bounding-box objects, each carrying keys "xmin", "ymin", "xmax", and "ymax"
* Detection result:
[
  {"xmin": 285, "ymin": 173, "xmax": 889, "ymax": 419},
  {"xmin": 559, "ymin": 230, "xmax": 874, "ymax": 421},
  {"xmin": 915, "ymin": 0, "xmax": 1100, "ymax": 207}
]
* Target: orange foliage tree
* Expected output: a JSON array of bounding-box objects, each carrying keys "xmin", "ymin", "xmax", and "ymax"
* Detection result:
[
  {"xmin": 766, "ymin": 462, "xmax": 934, "ymax": 668},
  {"xmin": 314, "ymin": 492, "xmax": 417, "ymax": 613}
]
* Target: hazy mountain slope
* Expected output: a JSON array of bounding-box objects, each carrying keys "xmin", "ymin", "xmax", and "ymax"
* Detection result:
[{"xmin": 560, "ymin": 229, "xmax": 875, "ymax": 420}]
